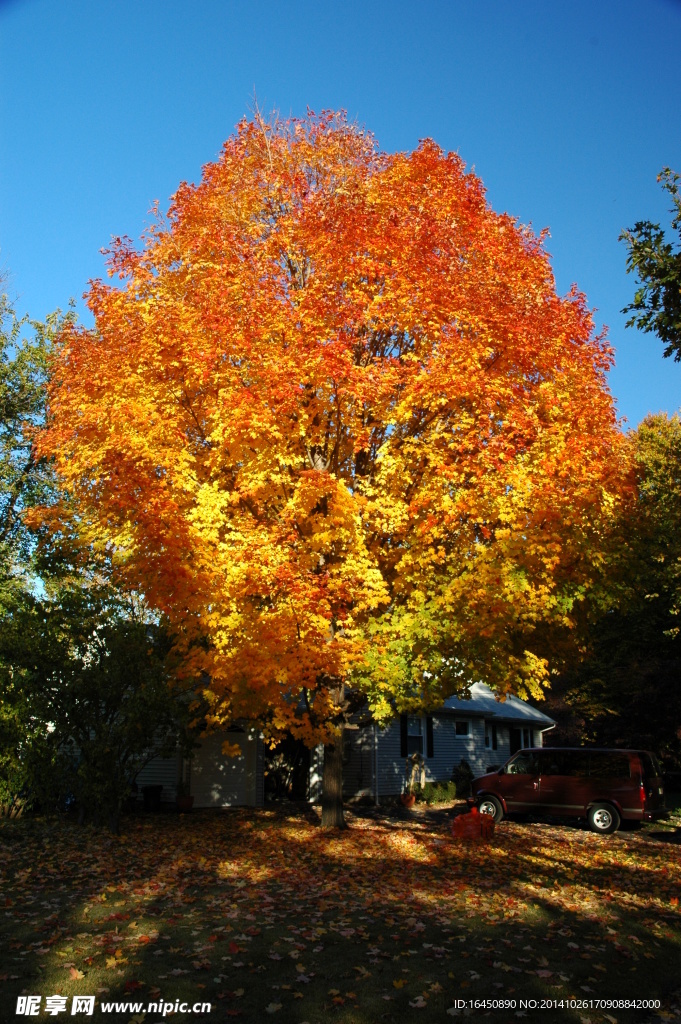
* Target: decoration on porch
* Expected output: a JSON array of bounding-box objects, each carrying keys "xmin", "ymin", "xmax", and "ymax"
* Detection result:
[{"xmin": 400, "ymin": 752, "xmax": 426, "ymax": 806}]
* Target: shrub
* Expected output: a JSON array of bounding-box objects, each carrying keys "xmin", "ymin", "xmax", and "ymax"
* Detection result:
[
  {"xmin": 452, "ymin": 759, "xmax": 474, "ymax": 798},
  {"xmin": 413, "ymin": 780, "xmax": 459, "ymax": 805}
]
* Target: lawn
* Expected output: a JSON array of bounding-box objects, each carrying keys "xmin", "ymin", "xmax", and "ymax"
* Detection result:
[{"xmin": 1, "ymin": 804, "xmax": 680, "ymax": 1024}]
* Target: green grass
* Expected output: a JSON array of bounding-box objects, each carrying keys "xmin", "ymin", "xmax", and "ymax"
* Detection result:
[{"xmin": 1, "ymin": 807, "xmax": 680, "ymax": 1023}]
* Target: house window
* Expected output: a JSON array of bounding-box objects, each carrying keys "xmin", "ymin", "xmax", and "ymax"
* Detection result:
[
  {"xmin": 407, "ymin": 716, "xmax": 423, "ymax": 754},
  {"xmin": 455, "ymin": 720, "xmax": 469, "ymax": 736},
  {"xmin": 484, "ymin": 721, "xmax": 497, "ymax": 750},
  {"xmin": 523, "ymin": 728, "xmax": 534, "ymax": 747}
]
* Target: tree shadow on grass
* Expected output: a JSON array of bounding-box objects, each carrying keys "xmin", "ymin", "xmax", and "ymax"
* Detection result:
[{"xmin": 1, "ymin": 807, "xmax": 680, "ymax": 1023}]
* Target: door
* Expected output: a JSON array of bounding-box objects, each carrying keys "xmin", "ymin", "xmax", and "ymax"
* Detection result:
[
  {"xmin": 638, "ymin": 752, "xmax": 665, "ymax": 817},
  {"xmin": 494, "ymin": 750, "xmax": 542, "ymax": 813},
  {"xmin": 536, "ymin": 749, "xmax": 591, "ymax": 817}
]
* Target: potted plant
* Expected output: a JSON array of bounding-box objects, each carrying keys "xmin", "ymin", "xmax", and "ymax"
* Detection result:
[{"xmin": 175, "ymin": 779, "xmax": 194, "ymax": 813}]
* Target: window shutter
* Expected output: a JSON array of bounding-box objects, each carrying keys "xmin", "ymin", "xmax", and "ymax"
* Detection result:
[
  {"xmin": 426, "ymin": 716, "xmax": 434, "ymax": 758},
  {"xmin": 400, "ymin": 714, "xmax": 408, "ymax": 758}
]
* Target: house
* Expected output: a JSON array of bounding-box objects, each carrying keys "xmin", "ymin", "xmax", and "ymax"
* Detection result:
[
  {"xmin": 309, "ymin": 683, "xmax": 556, "ymax": 803},
  {"xmin": 136, "ymin": 682, "xmax": 554, "ymax": 808},
  {"xmin": 134, "ymin": 725, "xmax": 264, "ymax": 808}
]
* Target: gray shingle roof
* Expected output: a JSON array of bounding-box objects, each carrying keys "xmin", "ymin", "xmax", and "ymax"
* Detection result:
[{"xmin": 440, "ymin": 682, "xmax": 555, "ymax": 729}]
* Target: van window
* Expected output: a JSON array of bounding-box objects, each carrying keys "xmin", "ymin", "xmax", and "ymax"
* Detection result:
[
  {"xmin": 589, "ymin": 752, "xmax": 630, "ymax": 779},
  {"xmin": 537, "ymin": 751, "xmax": 567, "ymax": 776},
  {"xmin": 506, "ymin": 751, "xmax": 540, "ymax": 775},
  {"xmin": 538, "ymin": 750, "xmax": 589, "ymax": 777},
  {"xmin": 639, "ymin": 752, "xmax": 662, "ymax": 779}
]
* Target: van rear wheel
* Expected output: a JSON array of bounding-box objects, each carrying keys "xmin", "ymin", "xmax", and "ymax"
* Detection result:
[
  {"xmin": 588, "ymin": 803, "xmax": 620, "ymax": 835},
  {"xmin": 478, "ymin": 795, "xmax": 504, "ymax": 823}
]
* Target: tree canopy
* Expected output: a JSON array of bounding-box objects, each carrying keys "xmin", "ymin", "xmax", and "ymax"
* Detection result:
[
  {"xmin": 0, "ymin": 292, "xmax": 194, "ymax": 828},
  {"xmin": 539, "ymin": 414, "xmax": 681, "ymax": 768},
  {"xmin": 0, "ymin": 295, "xmax": 67, "ymax": 565},
  {"xmin": 0, "ymin": 570, "xmax": 190, "ymax": 830},
  {"xmin": 621, "ymin": 167, "xmax": 681, "ymax": 362},
  {"xmin": 38, "ymin": 112, "xmax": 626, "ymax": 820}
]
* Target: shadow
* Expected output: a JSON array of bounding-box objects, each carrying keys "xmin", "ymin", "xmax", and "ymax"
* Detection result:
[
  {"xmin": 1, "ymin": 807, "xmax": 680, "ymax": 1023},
  {"xmin": 647, "ymin": 828, "xmax": 681, "ymax": 844}
]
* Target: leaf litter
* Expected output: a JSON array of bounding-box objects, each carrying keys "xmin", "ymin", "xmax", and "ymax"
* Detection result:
[{"xmin": 1, "ymin": 808, "xmax": 679, "ymax": 1023}]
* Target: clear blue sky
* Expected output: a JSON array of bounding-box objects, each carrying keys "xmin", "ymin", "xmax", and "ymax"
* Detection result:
[{"xmin": 1, "ymin": 0, "xmax": 680, "ymax": 428}]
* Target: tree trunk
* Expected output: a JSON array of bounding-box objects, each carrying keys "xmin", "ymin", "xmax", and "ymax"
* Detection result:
[{"xmin": 321, "ymin": 728, "xmax": 346, "ymax": 829}]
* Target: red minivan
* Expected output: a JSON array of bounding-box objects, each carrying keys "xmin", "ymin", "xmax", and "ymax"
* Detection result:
[{"xmin": 470, "ymin": 748, "xmax": 666, "ymax": 834}]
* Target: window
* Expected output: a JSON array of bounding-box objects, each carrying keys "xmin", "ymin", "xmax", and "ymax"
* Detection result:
[
  {"xmin": 407, "ymin": 716, "xmax": 423, "ymax": 755},
  {"xmin": 537, "ymin": 751, "xmax": 572, "ymax": 776},
  {"xmin": 589, "ymin": 752, "xmax": 630, "ymax": 779},
  {"xmin": 455, "ymin": 721, "xmax": 469, "ymax": 736},
  {"xmin": 506, "ymin": 751, "xmax": 540, "ymax": 776},
  {"xmin": 484, "ymin": 721, "xmax": 497, "ymax": 750},
  {"xmin": 639, "ymin": 752, "xmax": 662, "ymax": 780},
  {"xmin": 400, "ymin": 714, "xmax": 434, "ymax": 758}
]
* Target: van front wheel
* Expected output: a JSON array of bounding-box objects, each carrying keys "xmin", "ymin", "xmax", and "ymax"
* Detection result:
[
  {"xmin": 478, "ymin": 795, "xmax": 504, "ymax": 823},
  {"xmin": 588, "ymin": 803, "xmax": 620, "ymax": 835}
]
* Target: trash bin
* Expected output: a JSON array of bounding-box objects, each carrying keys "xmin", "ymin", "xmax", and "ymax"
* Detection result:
[{"xmin": 141, "ymin": 785, "xmax": 163, "ymax": 812}]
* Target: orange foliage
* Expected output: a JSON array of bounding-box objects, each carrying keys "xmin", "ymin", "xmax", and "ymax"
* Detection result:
[{"xmin": 38, "ymin": 111, "xmax": 627, "ymax": 743}]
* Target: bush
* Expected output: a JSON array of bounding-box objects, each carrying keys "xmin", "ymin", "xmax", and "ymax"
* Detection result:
[
  {"xmin": 413, "ymin": 780, "xmax": 459, "ymax": 805},
  {"xmin": 452, "ymin": 759, "xmax": 474, "ymax": 798}
]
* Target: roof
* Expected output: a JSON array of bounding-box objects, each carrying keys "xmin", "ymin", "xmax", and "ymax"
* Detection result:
[{"xmin": 439, "ymin": 682, "xmax": 555, "ymax": 730}]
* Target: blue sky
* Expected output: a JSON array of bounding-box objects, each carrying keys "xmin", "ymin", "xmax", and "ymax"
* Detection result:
[{"xmin": 1, "ymin": 0, "xmax": 680, "ymax": 428}]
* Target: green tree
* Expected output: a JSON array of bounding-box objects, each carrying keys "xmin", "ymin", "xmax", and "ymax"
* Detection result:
[
  {"xmin": 0, "ymin": 292, "xmax": 196, "ymax": 830},
  {"xmin": 0, "ymin": 291, "xmax": 70, "ymax": 817},
  {"xmin": 0, "ymin": 294, "xmax": 71, "ymax": 561},
  {"xmin": 540, "ymin": 414, "xmax": 681, "ymax": 767},
  {"xmin": 621, "ymin": 168, "xmax": 681, "ymax": 361},
  {"xmin": 0, "ymin": 548, "xmax": 198, "ymax": 831}
]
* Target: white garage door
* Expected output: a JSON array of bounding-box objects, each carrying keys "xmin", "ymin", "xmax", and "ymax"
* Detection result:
[{"xmin": 191, "ymin": 731, "xmax": 258, "ymax": 807}]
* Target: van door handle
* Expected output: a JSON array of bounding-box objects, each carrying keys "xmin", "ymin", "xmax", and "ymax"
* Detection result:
[{"xmin": 533, "ymin": 781, "xmax": 539, "ymax": 790}]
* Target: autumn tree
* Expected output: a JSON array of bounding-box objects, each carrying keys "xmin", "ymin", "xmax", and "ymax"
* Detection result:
[{"xmin": 39, "ymin": 112, "xmax": 626, "ymax": 826}]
